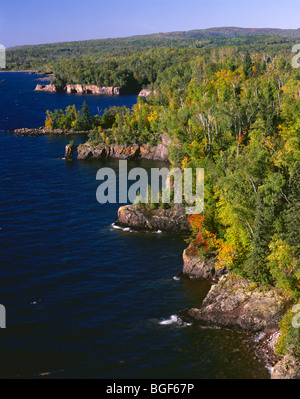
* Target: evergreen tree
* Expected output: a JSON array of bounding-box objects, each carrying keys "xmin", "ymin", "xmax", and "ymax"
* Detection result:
[{"xmin": 245, "ymin": 193, "xmax": 274, "ymax": 284}]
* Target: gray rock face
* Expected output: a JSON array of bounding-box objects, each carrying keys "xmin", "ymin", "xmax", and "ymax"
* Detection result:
[
  {"xmin": 180, "ymin": 275, "xmax": 291, "ymax": 332},
  {"xmin": 116, "ymin": 204, "xmax": 191, "ymax": 233},
  {"xmin": 182, "ymin": 245, "xmax": 227, "ymax": 282}
]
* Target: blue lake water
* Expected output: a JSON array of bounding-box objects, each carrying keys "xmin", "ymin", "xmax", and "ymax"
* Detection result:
[{"xmin": 0, "ymin": 72, "xmax": 270, "ymax": 379}]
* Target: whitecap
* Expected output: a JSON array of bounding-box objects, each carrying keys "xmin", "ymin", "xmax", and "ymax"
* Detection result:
[
  {"xmin": 111, "ymin": 223, "xmax": 122, "ymax": 230},
  {"xmin": 159, "ymin": 314, "xmax": 192, "ymax": 327}
]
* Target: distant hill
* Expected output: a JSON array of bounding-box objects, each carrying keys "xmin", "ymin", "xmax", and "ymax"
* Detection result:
[
  {"xmin": 8, "ymin": 26, "xmax": 300, "ymax": 51},
  {"xmin": 148, "ymin": 26, "xmax": 300, "ymax": 39},
  {"xmin": 6, "ymin": 26, "xmax": 300, "ymax": 72}
]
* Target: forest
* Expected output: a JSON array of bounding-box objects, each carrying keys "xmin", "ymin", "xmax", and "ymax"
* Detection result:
[{"xmin": 39, "ymin": 31, "xmax": 300, "ymax": 358}]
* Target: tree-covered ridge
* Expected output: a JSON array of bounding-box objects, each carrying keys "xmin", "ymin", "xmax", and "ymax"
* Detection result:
[{"xmin": 6, "ymin": 31, "xmax": 298, "ymax": 90}]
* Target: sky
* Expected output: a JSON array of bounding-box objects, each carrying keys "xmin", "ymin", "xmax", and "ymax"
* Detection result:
[{"xmin": 1, "ymin": 0, "xmax": 300, "ymax": 47}]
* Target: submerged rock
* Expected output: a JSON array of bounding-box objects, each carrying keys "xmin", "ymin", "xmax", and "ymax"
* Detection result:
[{"xmin": 116, "ymin": 204, "xmax": 191, "ymax": 234}]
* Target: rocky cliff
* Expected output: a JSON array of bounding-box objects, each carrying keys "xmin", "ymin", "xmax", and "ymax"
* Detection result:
[
  {"xmin": 181, "ymin": 243, "xmax": 228, "ymax": 282},
  {"xmin": 116, "ymin": 204, "xmax": 191, "ymax": 233},
  {"xmin": 77, "ymin": 135, "xmax": 170, "ymax": 162},
  {"xmin": 35, "ymin": 84, "xmax": 123, "ymax": 95}
]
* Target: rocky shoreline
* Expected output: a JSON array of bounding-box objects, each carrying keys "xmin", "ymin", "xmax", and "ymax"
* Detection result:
[
  {"xmin": 34, "ymin": 83, "xmax": 154, "ymax": 97},
  {"xmin": 179, "ymin": 249, "xmax": 299, "ymax": 378},
  {"xmin": 115, "ymin": 203, "xmax": 299, "ymax": 378},
  {"xmin": 12, "ymin": 127, "xmax": 90, "ymax": 136}
]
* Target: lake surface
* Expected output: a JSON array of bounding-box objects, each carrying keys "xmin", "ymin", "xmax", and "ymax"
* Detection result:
[{"xmin": 0, "ymin": 72, "xmax": 270, "ymax": 379}]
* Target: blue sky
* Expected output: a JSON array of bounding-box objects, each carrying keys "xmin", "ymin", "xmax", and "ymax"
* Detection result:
[{"xmin": 1, "ymin": 0, "xmax": 300, "ymax": 47}]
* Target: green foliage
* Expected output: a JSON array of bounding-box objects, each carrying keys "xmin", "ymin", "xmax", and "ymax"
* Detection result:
[
  {"xmin": 45, "ymin": 102, "xmax": 100, "ymax": 131},
  {"xmin": 275, "ymin": 304, "xmax": 300, "ymax": 356}
]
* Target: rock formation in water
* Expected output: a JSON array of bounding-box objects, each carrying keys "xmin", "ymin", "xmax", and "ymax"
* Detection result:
[
  {"xmin": 116, "ymin": 204, "xmax": 191, "ymax": 234},
  {"xmin": 34, "ymin": 84, "xmax": 64, "ymax": 93},
  {"xmin": 64, "ymin": 142, "xmax": 77, "ymax": 161}
]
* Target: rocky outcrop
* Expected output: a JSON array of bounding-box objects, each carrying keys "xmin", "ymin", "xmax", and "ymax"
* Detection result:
[
  {"xmin": 180, "ymin": 275, "xmax": 291, "ymax": 333},
  {"xmin": 116, "ymin": 204, "xmax": 191, "ymax": 233},
  {"xmin": 138, "ymin": 89, "xmax": 156, "ymax": 97},
  {"xmin": 77, "ymin": 136, "xmax": 170, "ymax": 162},
  {"xmin": 34, "ymin": 84, "xmax": 123, "ymax": 95},
  {"xmin": 77, "ymin": 143, "xmax": 140, "ymax": 160},
  {"xmin": 181, "ymin": 243, "xmax": 227, "ymax": 282},
  {"xmin": 35, "ymin": 84, "xmax": 63, "ymax": 93},
  {"xmin": 271, "ymin": 355, "xmax": 300, "ymax": 379}
]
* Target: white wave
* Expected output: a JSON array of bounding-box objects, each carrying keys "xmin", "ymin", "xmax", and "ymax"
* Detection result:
[
  {"xmin": 173, "ymin": 276, "xmax": 180, "ymax": 281},
  {"xmin": 111, "ymin": 223, "xmax": 124, "ymax": 230},
  {"xmin": 159, "ymin": 314, "xmax": 192, "ymax": 327},
  {"xmin": 253, "ymin": 332, "xmax": 266, "ymax": 342},
  {"xmin": 111, "ymin": 223, "xmax": 139, "ymax": 233}
]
